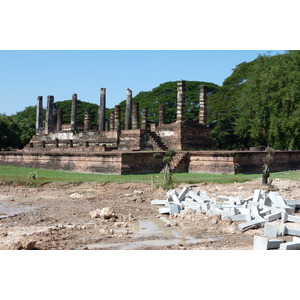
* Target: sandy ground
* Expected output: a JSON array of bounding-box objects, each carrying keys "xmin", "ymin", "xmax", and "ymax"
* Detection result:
[{"xmin": 0, "ymin": 178, "xmax": 299, "ymax": 250}]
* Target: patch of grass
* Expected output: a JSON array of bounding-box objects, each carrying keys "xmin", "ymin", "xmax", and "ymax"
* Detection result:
[{"xmin": 1, "ymin": 165, "xmax": 300, "ymax": 187}]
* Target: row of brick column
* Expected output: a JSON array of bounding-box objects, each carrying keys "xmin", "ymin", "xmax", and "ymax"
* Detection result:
[
  {"xmin": 176, "ymin": 80, "xmax": 208, "ymax": 125},
  {"xmin": 36, "ymin": 81, "xmax": 208, "ymax": 134}
]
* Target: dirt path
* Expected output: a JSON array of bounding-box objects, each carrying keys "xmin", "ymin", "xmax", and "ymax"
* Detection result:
[{"xmin": 0, "ymin": 178, "xmax": 299, "ymax": 250}]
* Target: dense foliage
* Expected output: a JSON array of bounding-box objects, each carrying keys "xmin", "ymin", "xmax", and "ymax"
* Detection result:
[
  {"xmin": 208, "ymin": 50, "xmax": 300, "ymax": 150},
  {"xmin": 54, "ymin": 99, "xmax": 101, "ymax": 126}
]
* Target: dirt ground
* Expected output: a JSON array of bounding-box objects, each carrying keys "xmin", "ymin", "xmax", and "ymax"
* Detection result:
[{"xmin": 0, "ymin": 178, "xmax": 299, "ymax": 250}]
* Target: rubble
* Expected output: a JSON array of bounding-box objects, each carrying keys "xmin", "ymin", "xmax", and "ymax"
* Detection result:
[
  {"xmin": 89, "ymin": 207, "xmax": 117, "ymax": 220},
  {"xmin": 151, "ymin": 187, "xmax": 300, "ymax": 250}
]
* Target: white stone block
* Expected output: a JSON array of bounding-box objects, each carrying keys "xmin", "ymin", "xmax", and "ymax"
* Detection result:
[
  {"xmin": 264, "ymin": 210, "xmax": 282, "ymax": 222},
  {"xmin": 151, "ymin": 200, "xmax": 169, "ymax": 205},
  {"xmin": 279, "ymin": 241, "xmax": 300, "ymax": 250},
  {"xmin": 178, "ymin": 187, "xmax": 189, "ymax": 202},
  {"xmin": 169, "ymin": 203, "xmax": 181, "ymax": 214},
  {"xmin": 287, "ymin": 215, "xmax": 300, "ymax": 223},
  {"xmin": 231, "ymin": 214, "xmax": 248, "ymax": 222},
  {"xmin": 189, "ymin": 192, "xmax": 204, "ymax": 203},
  {"xmin": 253, "ymin": 236, "xmax": 282, "ymax": 250},
  {"xmin": 253, "ymin": 189, "xmax": 262, "ymax": 202},
  {"xmin": 268, "ymin": 191, "xmax": 289, "ymax": 209},
  {"xmin": 159, "ymin": 207, "xmax": 170, "ymax": 214},
  {"xmin": 238, "ymin": 216, "xmax": 265, "ymax": 231},
  {"xmin": 264, "ymin": 223, "xmax": 277, "ymax": 237}
]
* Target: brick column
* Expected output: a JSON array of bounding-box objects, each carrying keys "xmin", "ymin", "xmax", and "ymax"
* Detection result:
[
  {"xmin": 199, "ymin": 85, "xmax": 208, "ymax": 125},
  {"xmin": 125, "ymin": 88, "xmax": 132, "ymax": 130},
  {"xmin": 36, "ymin": 96, "xmax": 43, "ymax": 133},
  {"xmin": 114, "ymin": 105, "xmax": 121, "ymax": 131},
  {"xmin": 71, "ymin": 93, "xmax": 77, "ymax": 132},
  {"xmin": 84, "ymin": 109, "xmax": 91, "ymax": 132},
  {"xmin": 109, "ymin": 110, "xmax": 115, "ymax": 131},
  {"xmin": 141, "ymin": 108, "xmax": 148, "ymax": 130},
  {"xmin": 132, "ymin": 102, "xmax": 139, "ymax": 129},
  {"xmin": 159, "ymin": 104, "xmax": 165, "ymax": 125},
  {"xmin": 57, "ymin": 109, "xmax": 63, "ymax": 131},
  {"xmin": 176, "ymin": 80, "xmax": 186, "ymax": 123},
  {"xmin": 99, "ymin": 88, "xmax": 106, "ymax": 131},
  {"xmin": 45, "ymin": 95, "xmax": 54, "ymax": 134}
]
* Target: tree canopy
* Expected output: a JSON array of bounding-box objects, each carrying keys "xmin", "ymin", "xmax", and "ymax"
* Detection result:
[{"xmin": 208, "ymin": 50, "xmax": 300, "ymax": 150}]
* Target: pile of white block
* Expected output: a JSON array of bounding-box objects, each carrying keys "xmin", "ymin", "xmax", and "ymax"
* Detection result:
[{"xmin": 151, "ymin": 187, "xmax": 300, "ymax": 250}]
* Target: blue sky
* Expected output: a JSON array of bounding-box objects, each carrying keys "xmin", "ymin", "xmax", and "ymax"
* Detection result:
[{"xmin": 0, "ymin": 50, "xmax": 286, "ymax": 115}]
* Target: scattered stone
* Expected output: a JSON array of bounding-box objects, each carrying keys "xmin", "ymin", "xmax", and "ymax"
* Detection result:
[
  {"xmin": 133, "ymin": 190, "xmax": 144, "ymax": 195},
  {"xmin": 70, "ymin": 193, "xmax": 82, "ymax": 199},
  {"xmin": 89, "ymin": 207, "xmax": 117, "ymax": 220}
]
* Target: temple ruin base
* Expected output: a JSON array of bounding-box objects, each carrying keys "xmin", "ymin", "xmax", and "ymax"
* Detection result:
[{"xmin": 1, "ymin": 150, "xmax": 300, "ymax": 175}]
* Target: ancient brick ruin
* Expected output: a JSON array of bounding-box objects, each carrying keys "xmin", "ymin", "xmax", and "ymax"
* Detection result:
[
  {"xmin": 26, "ymin": 80, "xmax": 216, "ymax": 154},
  {"xmin": 2, "ymin": 80, "xmax": 300, "ymax": 174}
]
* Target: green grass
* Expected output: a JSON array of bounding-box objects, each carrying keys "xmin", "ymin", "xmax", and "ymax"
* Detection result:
[{"xmin": 0, "ymin": 165, "xmax": 300, "ymax": 187}]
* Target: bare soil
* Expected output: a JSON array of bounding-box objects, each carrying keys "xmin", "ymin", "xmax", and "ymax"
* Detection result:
[{"xmin": 0, "ymin": 178, "xmax": 299, "ymax": 250}]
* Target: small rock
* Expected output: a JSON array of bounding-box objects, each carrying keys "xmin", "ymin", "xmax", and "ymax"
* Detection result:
[
  {"xmin": 100, "ymin": 207, "xmax": 117, "ymax": 219},
  {"xmin": 133, "ymin": 190, "xmax": 144, "ymax": 195},
  {"xmin": 124, "ymin": 194, "xmax": 133, "ymax": 197},
  {"xmin": 210, "ymin": 215, "xmax": 220, "ymax": 225},
  {"xmin": 89, "ymin": 207, "xmax": 117, "ymax": 220},
  {"xmin": 70, "ymin": 193, "xmax": 82, "ymax": 199}
]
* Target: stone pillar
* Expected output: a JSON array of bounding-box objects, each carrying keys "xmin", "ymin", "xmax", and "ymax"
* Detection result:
[
  {"xmin": 36, "ymin": 96, "xmax": 43, "ymax": 133},
  {"xmin": 132, "ymin": 102, "xmax": 139, "ymax": 130},
  {"xmin": 55, "ymin": 138, "xmax": 59, "ymax": 148},
  {"xmin": 199, "ymin": 85, "xmax": 208, "ymax": 125},
  {"xmin": 53, "ymin": 106, "xmax": 58, "ymax": 132},
  {"xmin": 141, "ymin": 108, "xmax": 148, "ymax": 130},
  {"xmin": 71, "ymin": 93, "xmax": 77, "ymax": 132},
  {"xmin": 176, "ymin": 80, "xmax": 186, "ymax": 123},
  {"xmin": 109, "ymin": 110, "xmax": 115, "ymax": 131},
  {"xmin": 125, "ymin": 88, "xmax": 132, "ymax": 130},
  {"xmin": 45, "ymin": 95, "xmax": 54, "ymax": 134},
  {"xmin": 99, "ymin": 88, "xmax": 106, "ymax": 131},
  {"xmin": 114, "ymin": 105, "xmax": 121, "ymax": 131},
  {"xmin": 84, "ymin": 109, "xmax": 91, "ymax": 132},
  {"xmin": 159, "ymin": 104, "xmax": 165, "ymax": 125},
  {"xmin": 57, "ymin": 109, "xmax": 63, "ymax": 131}
]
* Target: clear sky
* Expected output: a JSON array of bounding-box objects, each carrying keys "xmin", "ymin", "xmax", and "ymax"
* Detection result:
[{"xmin": 0, "ymin": 50, "xmax": 286, "ymax": 115}]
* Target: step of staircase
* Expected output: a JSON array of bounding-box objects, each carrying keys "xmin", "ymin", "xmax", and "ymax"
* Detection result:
[{"xmin": 148, "ymin": 132, "xmax": 168, "ymax": 151}]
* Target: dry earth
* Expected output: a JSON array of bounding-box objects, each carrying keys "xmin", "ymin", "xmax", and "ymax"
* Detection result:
[{"xmin": 0, "ymin": 178, "xmax": 299, "ymax": 250}]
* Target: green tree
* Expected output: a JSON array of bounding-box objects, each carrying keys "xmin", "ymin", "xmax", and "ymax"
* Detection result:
[
  {"xmin": 209, "ymin": 51, "xmax": 300, "ymax": 150},
  {"xmin": 11, "ymin": 106, "xmax": 36, "ymax": 148},
  {"xmin": 0, "ymin": 114, "xmax": 21, "ymax": 149}
]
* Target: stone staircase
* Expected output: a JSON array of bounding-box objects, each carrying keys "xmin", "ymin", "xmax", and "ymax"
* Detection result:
[
  {"xmin": 148, "ymin": 132, "xmax": 168, "ymax": 151},
  {"xmin": 169, "ymin": 152, "xmax": 189, "ymax": 173}
]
